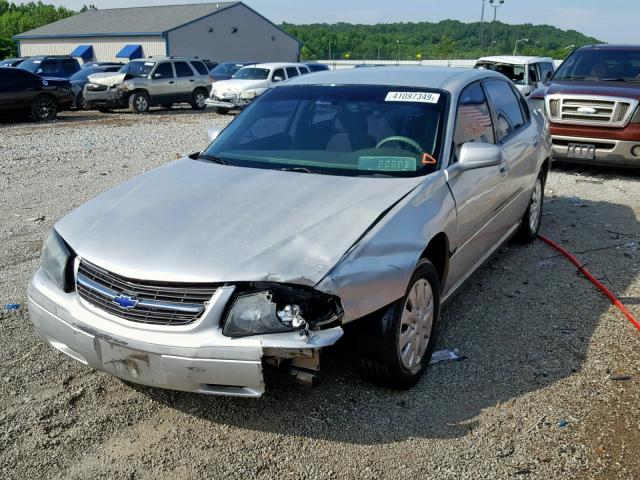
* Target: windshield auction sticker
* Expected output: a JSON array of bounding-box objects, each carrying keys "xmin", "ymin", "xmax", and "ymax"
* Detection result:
[{"xmin": 385, "ymin": 92, "xmax": 440, "ymax": 103}]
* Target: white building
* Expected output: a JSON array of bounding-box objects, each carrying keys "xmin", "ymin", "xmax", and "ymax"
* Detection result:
[{"xmin": 14, "ymin": 2, "xmax": 301, "ymax": 64}]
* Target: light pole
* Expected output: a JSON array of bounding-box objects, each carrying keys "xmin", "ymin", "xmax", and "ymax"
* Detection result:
[
  {"xmin": 490, "ymin": 0, "xmax": 505, "ymax": 47},
  {"xmin": 396, "ymin": 40, "xmax": 404, "ymax": 63},
  {"xmin": 513, "ymin": 38, "xmax": 528, "ymax": 55},
  {"xmin": 480, "ymin": 0, "xmax": 487, "ymax": 49}
]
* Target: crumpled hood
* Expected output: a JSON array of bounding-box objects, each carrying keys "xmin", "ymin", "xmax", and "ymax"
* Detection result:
[
  {"xmin": 211, "ymin": 79, "xmax": 269, "ymax": 97},
  {"xmin": 87, "ymin": 72, "xmax": 126, "ymax": 87},
  {"xmin": 55, "ymin": 158, "xmax": 423, "ymax": 285},
  {"xmin": 539, "ymin": 80, "xmax": 640, "ymax": 100}
]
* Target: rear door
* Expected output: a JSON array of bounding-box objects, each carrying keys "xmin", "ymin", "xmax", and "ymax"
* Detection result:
[
  {"xmin": 173, "ymin": 61, "xmax": 196, "ymax": 100},
  {"xmin": 444, "ymin": 81, "xmax": 512, "ymax": 296},
  {"xmin": 483, "ymin": 79, "xmax": 539, "ymax": 225}
]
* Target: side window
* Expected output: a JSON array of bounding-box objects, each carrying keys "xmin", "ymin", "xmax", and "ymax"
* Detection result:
[
  {"xmin": 153, "ymin": 62, "xmax": 174, "ymax": 79},
  {"xmin": 63, "ymin": 60, "xmax": 78, "ymax": 75},
  {"xmin": 190, "ymin": 61, "xmax": 208, "ymax": 75},
  {"xmin": 528, "ymin": 65, "xmax": 539, "ymax": 84},
  {"xmin": 272, "ymin": 68, "xmax": 285, "ymax": 82},
  {"xmin": 452, "ymin": 82, "xmax": 495, "ymax": 161},
  {"xmin": 285, "ymin": 66, "xmax": 299, "ymax": 78},
  {"xmin": 40, "ymin": 60, "xmax": 60, "ymax": 75},
  {"xmin": 299, "ymin": 66, "xmax": 310, "ymax": 75},
  {"xmin": 174, "ymin": 61, "xmax": 194, "ymax": 78},
  {"xmin": 484, "ymin": 80, "xmax": 525, "ymax": 142}
]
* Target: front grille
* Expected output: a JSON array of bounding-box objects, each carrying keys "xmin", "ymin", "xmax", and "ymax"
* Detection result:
[
  {"xmin": 545, "ymin": 95, "xmax": 638, "ymax": 127},
  {"xmin": 76, "ymin": 260, "xmax": 217, "ymax": 326}
]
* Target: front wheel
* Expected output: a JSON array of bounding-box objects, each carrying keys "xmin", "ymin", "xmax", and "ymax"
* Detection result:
[
  {"xmin": 76, "ymin": 92, "xmax": 89, "ymax": 110},
  {"xmin": 513, "ymin": 172, "xmax": 545, "ymax": 243},
  {"xmin": 353, "ymin": 259, "xmax": 440, "ymax": 389},
  {"xmin": 31, "ymin": 95, "xmax": 58, "ymax": 121},
  {"xmin": 129, "ymin": 92, "xmax": 150, "ymax": 114}
]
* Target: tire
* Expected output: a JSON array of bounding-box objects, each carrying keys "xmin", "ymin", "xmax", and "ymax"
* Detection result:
[
  {"xmin": 190, "ymin": 89, "xmax": 208, "ymax": 110},
  {"xmin": 513, "ymin": 171, "xmax": 545, "ymax": 243},
  {"xmin": 31, "ymin": 95, "xmax": 58, "ymax": 121},
  {"xmin": 128, "ymin": 91, "xmax": 150, "ymax": 114},
  {"xmin": 353, "ymin": 259, "xmax": 440, "ymax": 389},
  {"xmin": 76, "ymin": 92, "xmax": 89, "ymax": 110},
  {"xmin": 214, "ymin": 106, "xmax": 230, "ymax": 115}
]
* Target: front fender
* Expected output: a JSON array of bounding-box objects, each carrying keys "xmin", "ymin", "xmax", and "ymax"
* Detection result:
[{"xmin": 315, "ymin": 171, "xmax": 457, "ymax": 322}]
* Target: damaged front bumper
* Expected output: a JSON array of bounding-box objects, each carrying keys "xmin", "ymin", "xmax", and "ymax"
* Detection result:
[
  {"xmin": 83, "ymin": 84, "xmax": 128, "ymax": 109},
  {"xmin": 205, "ymin": 96, "xmax": 252, "ymax": 110},
  {"xmin": 28, "ymin": 268, "xmax": 343, "ymax": 398}
]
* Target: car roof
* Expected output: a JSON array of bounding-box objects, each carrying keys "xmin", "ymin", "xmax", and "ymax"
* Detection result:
[
  {"xmin": 476, "ymin": 55, "xmax": 554, "ymax": 65},
  {"xmin": 578, "ymin": 44, "xmax": 640, "ymax": 50},
  {"xmin": 250, "ymin": 62, "xmax": 308, "ymax": 69},
  {"xmin": 282, "ymin": 66, "xmax": 506, "ymax": 92}
]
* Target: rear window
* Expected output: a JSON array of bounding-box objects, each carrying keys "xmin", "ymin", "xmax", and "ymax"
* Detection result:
[{"xmin": 190, "ymin": 61, "xmax": 208, "ymax": 75}]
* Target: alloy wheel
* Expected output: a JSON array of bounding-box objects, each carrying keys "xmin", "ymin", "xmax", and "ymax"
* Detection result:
[{"xmin": 398, "ymin": 278, "xmax": 434, "ymax": 373}]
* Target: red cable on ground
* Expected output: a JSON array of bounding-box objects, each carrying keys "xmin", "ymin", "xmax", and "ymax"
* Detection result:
[{"xmin": 538, "ymin": 234, "xmax": 640, "ymax": 332}]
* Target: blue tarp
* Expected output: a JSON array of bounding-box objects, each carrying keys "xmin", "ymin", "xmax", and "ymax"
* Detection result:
[
  {"xmin": 70, "ymin": 45, "xmax": 93, "ymax": 60},
  {"xmin": 116, "ymin": 44, "xmax": 143, "ymax": 60}
]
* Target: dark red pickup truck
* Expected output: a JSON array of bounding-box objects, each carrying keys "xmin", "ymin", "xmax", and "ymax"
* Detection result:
[{"xmin": 530, "ymin": 44, "xmax": 640, "ymax": 168}]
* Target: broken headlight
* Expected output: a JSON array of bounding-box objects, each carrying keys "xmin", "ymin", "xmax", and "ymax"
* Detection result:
[
  {"xmin": 41, "ymin": 229, "xmax": 75, "ymax": 292},
  {"xmin": 222, "ymin": 285, "xmax": 341, "ymax": 337}
]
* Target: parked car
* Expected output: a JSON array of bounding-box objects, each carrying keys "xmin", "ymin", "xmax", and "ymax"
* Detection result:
[
  {"xmin": 305, "ymin": 62, "xmax": 330, "ymax": 72},
  {"xmin": 0, "ymin": 57, "xmax": 27, "ymax": 67},
  {"xmin": 208, "ymin": 62, "xmax": 255, "ymax": 82},
  {"xmin": 206, "ymin": 62, "xmax": 311, "ymax": 113},
  {"xmin": 83, "ymin": 57, "xmax": 211, "ymax": 113},
  {"xmin": 69, "ymin": 65, "xmax": 124, "ymax": 109},
  {"xmin": 474, "ymin": 56, "xmax": 556, "ymax": 97},
  {"xmin": 530, "ymin": 44, "xmax": 640, "ymax": 168},
  {"xmin": 28, "ymin": 67, "xmax": 550, "ymax": 397},
  {"xmin": 0, "ymin": 67, "xmax": 73, "ymax": 121},
  {"xmin": 17, "ymin": 55, "xmax": 81, "ymax": 79},
  {"xmin": 201, "ymin": 59, "xmax": 218, "ymax": 71}
]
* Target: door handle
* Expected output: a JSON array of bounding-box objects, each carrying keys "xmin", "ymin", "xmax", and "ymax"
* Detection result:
[
  {"xmin": 498, "ymin": 164, "xmax": 508, "ymax": 176},
  {"xmin": 533, "ymin": 140, "xmax": 540, "ymax": 148},
  {"xmin": 169, "ymin": 81, "xmax": 176, "ymax": 84},
  {"xmin": 189, "ymin": 79, "xmax": 195, "ymax": 82}
]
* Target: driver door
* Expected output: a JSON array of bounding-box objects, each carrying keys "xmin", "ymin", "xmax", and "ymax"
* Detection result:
[
  {"xmin": 149, "ymin": 62, "xmax": 176, "ymax": 102},
  {"xmin": 444, "ymin": 81, "xmax": 512, "ymax": 296}
]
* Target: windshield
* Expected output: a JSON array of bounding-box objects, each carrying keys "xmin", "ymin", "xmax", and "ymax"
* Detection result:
[
  {"xmin": 554, "ymin": 49, "xmax": 640, "ymax": 82},
  {"xmin": 118, "ymin": 61, "xmax": 155, "ymax": 78},
  {"xmin": 212, "ymin": 62, "xmax": 246, "ymax": 75},
  {"xmin": 476, "ymin": 62, "xmax": 526, "ymax": 85},
  {"xmin": 202, "ymin": 85, "xmax": 447, "ymax": 177},
  {"xmin": 233, "ymin": 67, "xmax": 270, "ymax": 80},
  {"xmin": 17, "ymin": 57, "xmax": 44, "ymax": 73}
]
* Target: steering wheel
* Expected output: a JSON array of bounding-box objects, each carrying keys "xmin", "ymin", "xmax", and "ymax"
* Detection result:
[{"xmin": 376, "ymin": 136, "xmax": 424, "ymax": 154}]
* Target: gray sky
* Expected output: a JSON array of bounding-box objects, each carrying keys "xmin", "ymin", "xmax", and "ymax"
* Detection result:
[{"xmin": 48, "ymin": 0, "xmax": 638, "ymax": 43}]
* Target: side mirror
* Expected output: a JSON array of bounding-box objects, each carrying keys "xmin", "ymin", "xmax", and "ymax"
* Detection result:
[
  {"xmin": 272, "ymin": 75, "xmax": 283, "ymax": 82},
  {"xmin": 153, "ymin": 73, "xmax": 162, "ymax": 79},
  {"xmin": 207, "ymin": 126, "xmax": 222, "ymax": 143},
  {"xmin": 450, "ymin": 143, "xmax": 502, "ymax": 176}
]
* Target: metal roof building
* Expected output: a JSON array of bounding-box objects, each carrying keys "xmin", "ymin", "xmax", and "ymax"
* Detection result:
[{"xmin": 14, "ymin": 2, "xmax": 301, "ymax": 64}]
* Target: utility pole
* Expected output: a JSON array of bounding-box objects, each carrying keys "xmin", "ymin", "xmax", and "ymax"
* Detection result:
[
  {"xmin": 490, "ymin": 0, "xmax": 505, "ymax": 48},
  {"xmin": 480, "ymin": 0, "xmax": 486, "ymax": 49}
]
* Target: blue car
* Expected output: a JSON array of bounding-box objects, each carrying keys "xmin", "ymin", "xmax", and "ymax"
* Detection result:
[
  {"xmin": 18, "ymin": 55, "xmax": 81, "ymax": 79},
  {"xmin": 209, "ymin": 62, "xmax": 255, "ymax": 82}
]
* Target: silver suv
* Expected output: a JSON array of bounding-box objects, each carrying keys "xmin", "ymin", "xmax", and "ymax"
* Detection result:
[{"xmin": 83, "ymin": 57, "xmax": 211, "ymax": 113}]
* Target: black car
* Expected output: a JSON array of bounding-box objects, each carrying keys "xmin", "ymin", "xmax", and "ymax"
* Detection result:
[
  {"xmin": 305, "ymin": 62, "xmax": 330, "ymax": 72},
  {"xmin": 70, "ymin": 65, "xmax": 123, "ymax": 109},
  {"xmin": 17, "ymin": 55, "xmax": 81, "ymax": 79},
  {"xmin": 209, "ymin": 61, "xmax": 255, "ymax": 81},
  {"xmin": 0, "ymin": 67, "xmax": 74, "ymax": 121},
  {"xmin": 0, "ymin": 57, "xmax": 27, "ymax": 67}
]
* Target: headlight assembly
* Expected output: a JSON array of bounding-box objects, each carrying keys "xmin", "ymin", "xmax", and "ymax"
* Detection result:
[
  {"xmin": 222, "ymin": 285, "xmax": 342, "ymax": 337},
  {"xmin": 41, "ymin": 229, "xmax": 75, "ymax": 292}
]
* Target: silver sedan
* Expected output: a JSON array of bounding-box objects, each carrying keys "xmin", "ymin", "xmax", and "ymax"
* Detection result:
[{"xmin": 28, "ymin": 67, "xmax": 551, "ymax": 397}]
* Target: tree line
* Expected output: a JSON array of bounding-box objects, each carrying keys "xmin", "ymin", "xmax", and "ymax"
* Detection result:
[{"xmin": 0, "ymin": 2, "xmax": 601, "ymax": 61}]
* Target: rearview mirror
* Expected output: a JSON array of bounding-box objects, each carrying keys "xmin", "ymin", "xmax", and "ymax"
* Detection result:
[
  {"xmin": 451, "ymin": 143, "xmax": 503, "ymax": 175},
  {"xmin": 207, "ymin": 126, "xmax": 222, "ymax": 143}
]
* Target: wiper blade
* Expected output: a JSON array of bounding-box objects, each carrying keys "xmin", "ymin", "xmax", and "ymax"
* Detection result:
[
  {"xmin": 557, "ymin": 75, "xmax": 587, "ymax": 80},
  {"xmin": 279, "ymin": 167, "xmax": 313, "ymax": 173},
  {"xmin": 198, "ymin": 154, "xmax": 230, "ymax": 165}
]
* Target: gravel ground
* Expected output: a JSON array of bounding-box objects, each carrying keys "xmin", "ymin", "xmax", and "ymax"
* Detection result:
[{"xmin": 1, "ymin": 109, "xmax": 639, "ymax": 480}]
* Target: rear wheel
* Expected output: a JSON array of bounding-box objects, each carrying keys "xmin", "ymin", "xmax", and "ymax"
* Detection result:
[
  {"xmin": 513, "ymin": 171, "xmax": 545, "ymax": 243},
  {"xmin": 31, "ymin": 95, "xmax": 58, "ymax": 121},
  {"xmin": 190, "ymin": 89, "xmax": 208, "ymax": 110},
  {"xmin": 129, "ymin": 91, "xmax": 150, "ymax": 114},
  {"xmin": 353, "ymin": 259, "xmax": 440, "ymax": 389}
]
